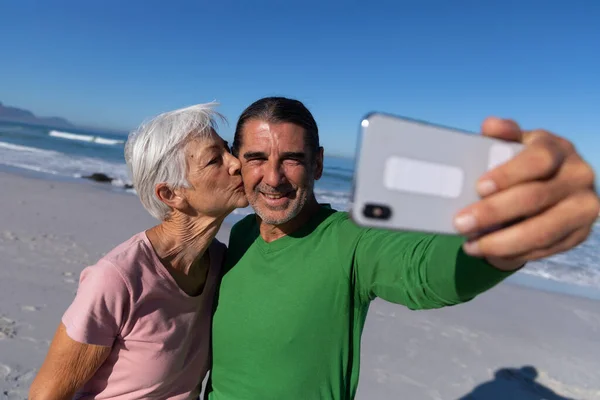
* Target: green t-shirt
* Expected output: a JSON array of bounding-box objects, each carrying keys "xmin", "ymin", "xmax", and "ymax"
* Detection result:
[{"xmin": 206, "ymin": 205, "xmax": 513, "ymax": 400}]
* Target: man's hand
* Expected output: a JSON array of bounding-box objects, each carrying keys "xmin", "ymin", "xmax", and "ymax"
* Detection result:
[{"xmin": 453, "ymin": 117, "xmax": 599, "ymax": 271}]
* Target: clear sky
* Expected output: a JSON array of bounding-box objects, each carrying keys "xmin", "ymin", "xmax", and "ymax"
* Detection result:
[{"xmin": 0, "ymin": 0, "xmax": 598, "ymax": 168}]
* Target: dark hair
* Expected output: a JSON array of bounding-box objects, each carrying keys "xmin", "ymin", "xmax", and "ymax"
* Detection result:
[{"xmin": 232, "ymin": 97, "xmax": 320, "ymax": 158}]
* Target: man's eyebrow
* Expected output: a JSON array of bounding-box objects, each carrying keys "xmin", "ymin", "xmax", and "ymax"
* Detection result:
[
  {"xmin": 242, "ymin": 151, "xmax": 307, "ymax": 160},
  {"xmin": 281, "ymin": 152, "xmax": 306, "ymax": 159},
  {"xmin": 243, "ymin": 151, "xmax": 268, "ymax": 159}
]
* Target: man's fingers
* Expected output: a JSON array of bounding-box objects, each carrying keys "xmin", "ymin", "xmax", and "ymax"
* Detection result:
[
  {"xmin": 517, "ymin": 225, "xmax": 592, "ymax": 262},
  {"xmin": 455, "ymin": 181, "xmax": 560, "ymax": 234},
  {"xmin": 481, "ymin": 117, "xmax": 523, "ymax": 142},
  {"xmin": 456, "ymin": 155, "xmax": 595, "ymax": 234},
  {"xmin": 522, "ymin": 128, "xmax": 577, "ymax": 155},
  {"xmin": 465, "ymin": 116, "xmax": 599, "ymax": 265},
  {"xmin": 462, "ymin": 190, "xmax": 599, "ymax": 259},
  {"xmin": 476, "ymin": 132, "xmax": 566, "ymax": 197},
  {"xmin": 483, "ymin": 225, "xmax": 592, "ymax": 268}
]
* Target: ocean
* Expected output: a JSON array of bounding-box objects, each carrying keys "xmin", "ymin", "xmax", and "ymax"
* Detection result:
[{"xmin": 1, "ymin": 120, "xmax": 598, "ymax": 297}]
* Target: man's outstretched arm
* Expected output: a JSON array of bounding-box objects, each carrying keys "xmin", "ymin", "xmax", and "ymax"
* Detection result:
[
  {"xmin": 351, "ymin": 117, "xmax": 598, "ymax": 308},
  {"xmin": 352, "ymin": 229, "xmax": 513, "ymax": 309}
]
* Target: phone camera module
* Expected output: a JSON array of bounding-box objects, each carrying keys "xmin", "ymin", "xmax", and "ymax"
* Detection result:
[{"xmin": 363, "ymin": 204, "xmax": 392, "ymax": 220}]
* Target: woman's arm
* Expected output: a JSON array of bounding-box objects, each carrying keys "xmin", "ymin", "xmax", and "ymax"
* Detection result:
[{"xmin": 29, "ymin": 322, "xmax": 112, "ymax": 400}]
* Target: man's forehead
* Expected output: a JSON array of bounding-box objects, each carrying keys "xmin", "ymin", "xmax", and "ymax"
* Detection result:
[{"xmin": 242, "ymin": 120, "xmax": 306, "ymax": 148}]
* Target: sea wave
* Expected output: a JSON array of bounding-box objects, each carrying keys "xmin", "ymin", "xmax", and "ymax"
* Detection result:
[
  {"xmin": 0, "ymin": 140, "xmax": 130, "ymax": 183},
  {"xmin": 315, "ymin": 188, "xmax": 352, "ymax": 210},
  {"xmin": 322, "ymin": 170, "xmax": 353, "ymax": 182},
  {"xmin": 49, "ymin": 130, "xmax": 125, "ymax": 146},
  {"xmin": 0, "ymin": 141, "xmax": 55, "ymax": 154},
  {"xmin": 522, "ymin": 258, "xmax": 600, "ymax": 289},
  {"xmin": 0, "ymin": 126, "xmax": 23, "ymax": 133}
]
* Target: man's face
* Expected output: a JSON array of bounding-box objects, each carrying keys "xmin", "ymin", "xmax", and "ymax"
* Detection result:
[{"xmin": 237, "ymin": 119, "xmax": 323, "ymax": 225}]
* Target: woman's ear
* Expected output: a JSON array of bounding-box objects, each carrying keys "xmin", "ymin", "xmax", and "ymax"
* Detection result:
[{"xmin": 155, "ymin": 183, "xmax": 187, "ymax": 211}]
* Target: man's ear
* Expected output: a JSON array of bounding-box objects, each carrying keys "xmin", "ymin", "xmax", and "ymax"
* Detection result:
[
  {"xmin": 155, "ymin": 183, "xmax": 187, "ymax": 211},
  {"xmin": 314, "ymin": 147, "xmax": 324, "ymax": 180}
]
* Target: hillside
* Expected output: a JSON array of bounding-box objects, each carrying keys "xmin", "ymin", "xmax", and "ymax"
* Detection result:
[{"xmin": 0, "ymin": 101, "xmax": 74, "ymax": 128}]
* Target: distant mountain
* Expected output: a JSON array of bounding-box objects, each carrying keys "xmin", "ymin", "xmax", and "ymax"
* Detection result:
[{"xmin": 0, "ymin": 101, "xmax": 75, "ymax": 128}]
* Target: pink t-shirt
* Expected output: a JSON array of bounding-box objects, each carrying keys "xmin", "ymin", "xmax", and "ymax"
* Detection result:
[{"xmin": 62, "ymin": 231, "xmax": 225, "ymax": 400}]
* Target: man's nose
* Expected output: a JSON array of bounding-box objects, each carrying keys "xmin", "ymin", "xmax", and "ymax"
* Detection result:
[{"xmin": 263, "ymin": 161, "xmax": 286, "ymax": 187}]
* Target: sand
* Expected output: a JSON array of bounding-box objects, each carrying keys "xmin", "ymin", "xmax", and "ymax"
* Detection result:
[{"xmin": 1, "ymin": 169, "xmax": 599, "ymax": 400}]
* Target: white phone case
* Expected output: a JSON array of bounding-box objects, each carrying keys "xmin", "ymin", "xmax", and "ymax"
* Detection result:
[{"xmin": 350, "ymin": 113, "xmax": 524, "ymax": 235}]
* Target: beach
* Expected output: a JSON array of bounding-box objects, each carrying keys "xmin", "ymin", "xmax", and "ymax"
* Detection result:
[{"xmin": 1, "ymin": 170, "xmax": 599, "ymax": 400}]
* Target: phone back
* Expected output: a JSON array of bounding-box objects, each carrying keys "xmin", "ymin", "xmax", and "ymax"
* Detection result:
[{"xmin": 350, "ymin": 113, "xmax": 524, "ymax": 235}]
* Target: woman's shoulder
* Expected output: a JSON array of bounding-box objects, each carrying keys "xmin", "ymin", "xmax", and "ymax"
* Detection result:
[
  {"xmin": 73, "ymin": 256, "xmax": 132, "ymax": 316},
  {"xmin": 102, "ymin": 231, "xmax": 149, "ymax": 260},
  {"xmin": 85, "ymin": 231, "xmax": 151, "ymax": 285}
]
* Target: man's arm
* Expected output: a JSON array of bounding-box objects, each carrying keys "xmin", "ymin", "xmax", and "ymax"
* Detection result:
[
  {"xmin": 351, "ymin": 227, "xmax": 514, "ymax": 309},
  {"xmin": 351, "ymin": 117, "xmax": 598, "ymax": 309},
  {"xmin": 29, "ymin": 323, "xmax": 111, "ymax": 400}
]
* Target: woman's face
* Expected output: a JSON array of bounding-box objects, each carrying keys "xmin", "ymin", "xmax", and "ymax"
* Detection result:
[{"xmin": 178, "ymin": 131, "xmax": 248, "ymax": 218}]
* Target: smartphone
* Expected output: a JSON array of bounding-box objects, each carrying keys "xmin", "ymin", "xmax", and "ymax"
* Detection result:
[{"xmin": 350, "ymin": 112, "xmax": 524, "ymax": 235}]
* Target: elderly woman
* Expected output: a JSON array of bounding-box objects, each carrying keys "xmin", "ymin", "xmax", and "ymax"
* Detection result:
[{"xmin": 29, "ymin": 103, "xmax": 247, "ymax": 399}]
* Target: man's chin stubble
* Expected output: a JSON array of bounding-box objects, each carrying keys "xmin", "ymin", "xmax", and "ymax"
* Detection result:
[{"xmin": 254, "ymin": 202, "xmax": 300, "ymax": 225}]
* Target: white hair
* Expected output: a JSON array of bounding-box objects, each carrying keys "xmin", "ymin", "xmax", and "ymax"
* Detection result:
[{"xmin": 124, "ymin": 102, "xmax": 226, "ymax": 220}]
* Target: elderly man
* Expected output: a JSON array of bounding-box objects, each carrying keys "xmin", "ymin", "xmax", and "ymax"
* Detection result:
[{"xmin": 205, "ymin": 97, "xmax": 599, "ymax": 400}]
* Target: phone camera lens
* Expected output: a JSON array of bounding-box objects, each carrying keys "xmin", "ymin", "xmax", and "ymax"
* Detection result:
[{"xmin": 363, "ymin": 204, "xmax": 392, "ymax": 220}]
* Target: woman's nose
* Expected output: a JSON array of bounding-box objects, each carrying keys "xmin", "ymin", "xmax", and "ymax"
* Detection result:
[{"xmin": 226, "ymin": 153, "xmax": 242, "ymax": 175}]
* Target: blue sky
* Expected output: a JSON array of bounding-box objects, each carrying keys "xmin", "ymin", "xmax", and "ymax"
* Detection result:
[{"xmin": 0, "ymin": 0, "xmax": 599, "ymax": 169}]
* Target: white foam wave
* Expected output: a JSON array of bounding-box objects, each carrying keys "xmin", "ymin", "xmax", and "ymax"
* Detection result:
[
  {"xmin": 0, "ymin": 141, "xmax": 57, "ymax": 154},
  {"xmin": 110, "ymin": 178, "xmax": 130, "ymax": 188},
  {"xmin": 0, "ymin": 140, "xmax": 130, "ymax": 184},
  {"xmin": 315, "ymin": 188, "xmax": 351, "ymax": 211},
  {"xmin": 49, "ymin": 130, "xmax": 94, "ymax": 142},
  {"xmin": 2, "ymin": 161, "xmax": 60, "ymax": 175},
  {"xmin": 521, "ymin": 259, "xmax": 600, "ymax": 289},
  {"xmin": 49, "ymin": 130, "xmax": 124, "ymax": 145},
  {"xmin": 94, "ymin": 137, "xmax": 125, "ymax": 145}
]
